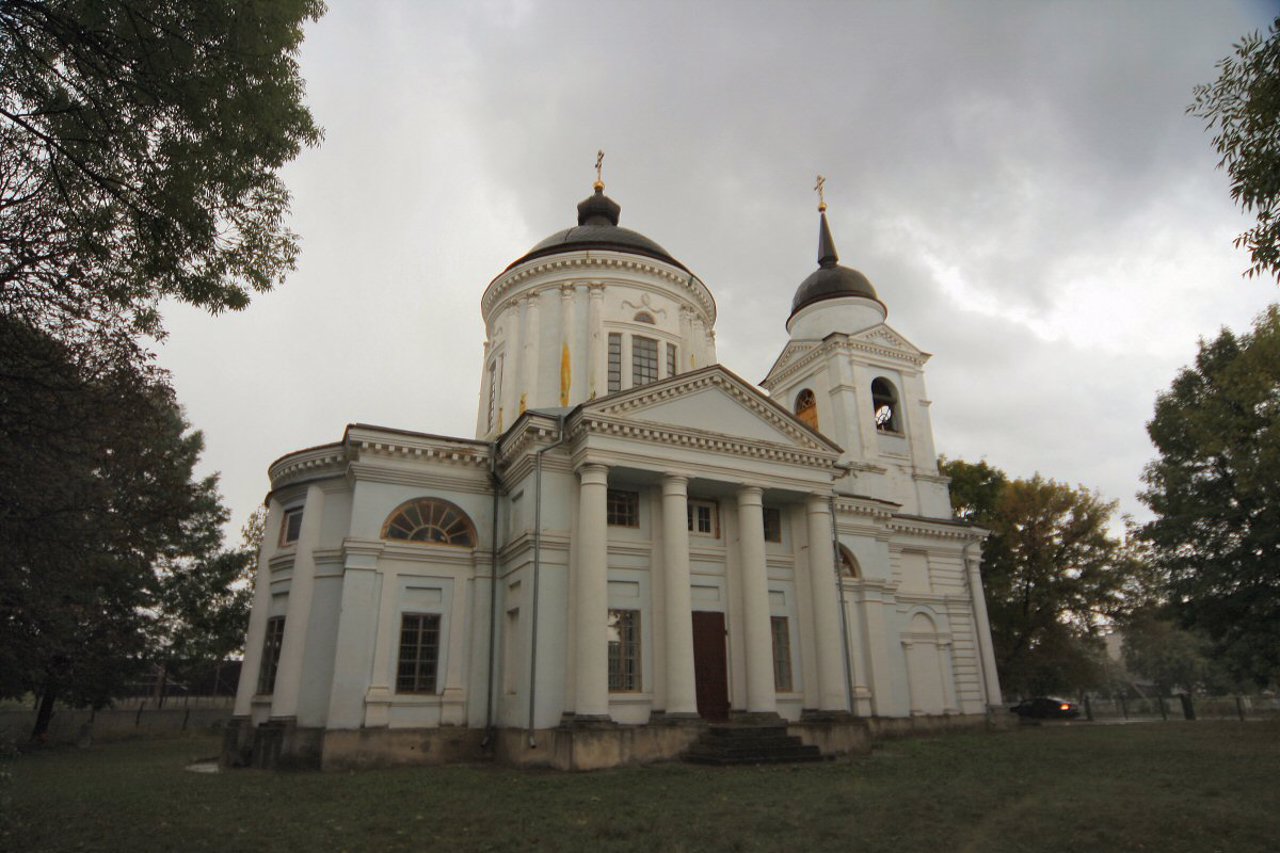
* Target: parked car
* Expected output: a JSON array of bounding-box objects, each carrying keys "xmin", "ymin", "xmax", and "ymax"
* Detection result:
[{"xmin": 1010, "ymin": 697, "xmax": 1081, "ymax": 719}]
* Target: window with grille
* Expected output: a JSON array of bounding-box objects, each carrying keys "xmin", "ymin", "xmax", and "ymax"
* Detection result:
[
  {"xmin": 396, "ymin": 613, "xmax": 441, "ymax": 693},
  {"xmin": 686, "ymin": 500, "xmax": 717, "ymax": 537},
  {"xmin": 795, "ymin": 388, "xmax": 818, "ymax": 431},
  {"xmin": 632, "ymin": 335, "xmax": 658, "ymax": 387},
  {"xmin": 763, "ymin": 507, "xmax": 782, "ymax": 543},
  {"xmin": 666, "ymin": 342, "xmax": 677, "ymax": 377},
  {"xmin": 607, "ymin": 609, "xmax": 641, "ymax": 692},
  {"xmin": 382, "ymin": 498, "xmax": 476, "ymax": 546},
  {"xmin": 607, "ymin": 489, "xmax": 640, "ymax": 527},
  {"xmin": 608, "ymin": 333, "xmax": 622, "ymax": 392},
  {"xmin": 280, "ymin": 507, "xmax": 304, "ymax": 545},
  {"xmin": 770, "ymin": 616, "xmax": 793, "ymax": 692},
  {"xmin": 257, "ymin": 616, "xmax": 286, "ymax": 694}
]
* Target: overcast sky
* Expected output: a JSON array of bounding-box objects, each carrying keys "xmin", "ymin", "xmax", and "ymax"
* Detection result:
[{"xmin": 159, "ymin": 0, "xmax": 1279, "ymax": 540}]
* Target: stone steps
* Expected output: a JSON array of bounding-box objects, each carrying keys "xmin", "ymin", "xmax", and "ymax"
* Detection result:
[{"xmin": 684, "ymin": 720, "xmax": 825, "ymax": 766}]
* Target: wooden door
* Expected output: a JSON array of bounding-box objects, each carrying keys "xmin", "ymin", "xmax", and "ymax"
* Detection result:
[{"xmin": 692, "ymin": 611, "xmax": 730, "ymax": 722}]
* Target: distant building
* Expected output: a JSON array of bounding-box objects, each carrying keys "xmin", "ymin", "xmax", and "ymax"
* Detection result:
[{"xmin": 225, "ymin": 176, "xmax": 1001, "ymax": 769}]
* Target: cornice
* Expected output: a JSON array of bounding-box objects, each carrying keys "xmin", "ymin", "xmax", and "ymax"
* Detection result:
[
  {"xmin": 581, "ymin": 414, "xmax": 839, "ymax": 470},
  {"xmin": 593, "ymin": 369, "xmax": 839, "ymax": 455},
  {"xmin": 348, "ymin": 435, "xmax": 489, "ymax": 470},
  {"xmin": 887, "ymin": 515, "xmax": 983, "ymax": 542},
  {"xmin": 766, "ymin": 328, "xmax": 930, "ymax": 389},
  {"xmin": 268, "ymin": 444, "xmax": 347, "ymax": 490},
  {"xmin": 482, "ymin": 252, "xmax": 716, "ymax": 323}
]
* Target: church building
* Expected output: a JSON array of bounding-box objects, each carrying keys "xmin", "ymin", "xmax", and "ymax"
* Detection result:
[{"xmin": 225, "ymin": 170, "xmax": 1002, "ymax": 770}]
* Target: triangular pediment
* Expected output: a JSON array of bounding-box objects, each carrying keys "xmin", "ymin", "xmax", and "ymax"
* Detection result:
[
  {"xmin": 762, "ymin": 340, "xmax": 817, "ymax": 386},
  {"xmin": 582, "ymin": 365, "xmax": 842, "ymax": 455},
  {"xmin": 853, "ymin": 323, "xmax": 927, "ymax": 360}
]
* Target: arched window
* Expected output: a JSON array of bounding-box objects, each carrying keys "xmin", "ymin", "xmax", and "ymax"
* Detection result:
[
  {"xmin": 634, "ymin": 311, "xmax": 656, "ymax": 324},
  {"xmin": 795, "ymin": 388, "xmax": 819, "ymax": 430},
  {"xmin": 838, "ymin": 545, "xmax": 860, "ymax": 578},
  {"xmin": 382, "ymin": 498, "xmax": 477, "ymax": 547},
  {"xmin": 871, "ymin": 378, "xmax": 901, "ymax": 433}
]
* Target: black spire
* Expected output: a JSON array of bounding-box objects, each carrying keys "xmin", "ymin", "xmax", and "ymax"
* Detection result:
[{"xmin": 818, "ymin": 211, "xmax": 839, "ymax": 267}]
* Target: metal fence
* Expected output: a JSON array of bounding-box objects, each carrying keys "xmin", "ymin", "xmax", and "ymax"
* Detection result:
[{"xmin": 1078, "ymin": 694, "xmax": 1279, "ymax": 722}]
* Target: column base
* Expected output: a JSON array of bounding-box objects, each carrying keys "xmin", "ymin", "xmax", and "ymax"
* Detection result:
[
  {"xmin": 728, "ymin": 710, "xmax": 786, "ymax": 726},
  {"xmin": 801, "ymin": 709, "xmax": 856, "ymax": 723}
]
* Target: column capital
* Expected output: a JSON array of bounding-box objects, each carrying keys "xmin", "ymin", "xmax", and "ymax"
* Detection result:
[
  {"xmin": 806, "ymin": 493, "xmax": 833, "ymax": 514},
  {"xmin": 736, "ymin": 484, "xmax": 763, "ymax": 506},
  {"xmin": 578, "ymin": 462, "xmax": 609, "ymax": 486},
  {"xmin": 560, "ymin": 283, "xmax": 576, "ymax": 298},
  {"xmin": 587, "ymin": 282, "xmax": 606, "ymax": 296},
  {"xmin": 661, "ymin": 473, "xmax": 689, "ymax": 494}
]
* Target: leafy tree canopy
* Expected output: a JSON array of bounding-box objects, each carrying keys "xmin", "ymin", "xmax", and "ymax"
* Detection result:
[
  {"xmin": 942, "ymin": 458, "xmax": 1142, "ymax": 697},
  {"xmin": 0, "ymin": 316, "xmax": 250, "ymax": 737},
  {"xmin": 1190, "ymin": 16, "xmax": 1280, "ymax": 281},
  {"xmin": 1140, "ymin": 306, "xmax": 1280, "ymax": 688},
  {"xmin": 0, "ymin": 0, "xmax": 324, "ymax": 344}
]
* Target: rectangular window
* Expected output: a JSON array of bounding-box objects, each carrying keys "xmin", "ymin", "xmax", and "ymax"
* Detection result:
[
  {"xmin": 632, "ymin": 335, "xmax": 658, "ymax": 387},
  {"xmin": 666, "ymin": 342, "xmax": 677, "ymax": 378},
  {"xmin": 607, "ymin": 489, "xmax": 640, "ymax": 527},
  {"xmin": 396, "ymin": 613, "xmax": 441, "ymax": 694},
  {"xmin": 607, "ymin": 609, "xmax": 641, "ymax": 692},
  {"xmin": 770, "ymin": 616, "xmax": 793, "ymax": 692},
  {"xmin": 257, "ymin": 616, "xmax": 286, "ymax": 694},
  {"xmin": 686, "ymin": 499, "xmax": 717, "ymax": 537},
  {"xmin": 763, "ymin": 507, "xmax": 782, "ymax": 543},
  {"xmin": 280, "ymin": 507, "xmax": 304, "ymax": 545},
  {"xmin": 608, "ymin": 333, "xmax": 622, "ymax": 392}
]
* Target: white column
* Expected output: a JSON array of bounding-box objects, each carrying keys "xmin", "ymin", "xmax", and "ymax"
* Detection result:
[
  {"xmin": 522, "ymin": 291, "xmax": 541, "ymax": 412},
  {"xmin": 662, "ymin": 474, "xmax": 697, "ymax": 715},
  {"xmin": 503, "ymin": 304, "xmax": 521, "ymax": 424},
  {"xmin": 559, "ymin": 284, "xmax": 575, "ymax": 407},
  {"xmin": 270, "ymin": 484, "xmax": 326, "ymax": 720},
  {"xmin": 587, "ymin": 284, "xmax": 604, "ymax": 398},
  {"xmin": 234, "ymin": 499, "xmax": 281, "ymax": 717},
  {"xmin": 574, "ymin": 464, "xmax": 610, "ymax": 719},
  {"xmin": 806, "ymin": 496, "xmax": 849, "ymax": 712},
  {"xmin": 966, "ymin": 548, "xmax": 1003, "ymax": 706},
  {"xmin": 679, "ymin": 307, "xmax": 695, "ymax": 370},
  {"xmin": 692, "ymin": 317, "xmax": 708, "ymax": 369},
  {"xmin": 737, "ymin": 485, "xmax": 777, "ymax": 714}
]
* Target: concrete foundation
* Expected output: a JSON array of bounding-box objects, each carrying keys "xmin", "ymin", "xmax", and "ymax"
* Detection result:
[{"xmin": 221, "ymin": 710, "xmax": 1007, "ymax": 771}]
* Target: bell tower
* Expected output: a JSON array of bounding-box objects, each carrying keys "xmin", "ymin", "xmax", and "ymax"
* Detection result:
[{"xmin": 762, "ymin": 189, "xmax": 950, "ymax": 517}]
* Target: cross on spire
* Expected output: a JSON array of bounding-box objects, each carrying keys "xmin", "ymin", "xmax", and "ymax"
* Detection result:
[
  {"xmin": 594, "ymin": 150, "xmax": 605, "ymax": 190},
  {"xmin": 814, "ymin": 174, "xmax": 827, "ymax": 212}
]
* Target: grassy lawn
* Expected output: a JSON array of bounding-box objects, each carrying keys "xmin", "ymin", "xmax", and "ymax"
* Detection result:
[{"xmin": 3, "ymin": 721, "xmax": 1277, "ymax": 852}]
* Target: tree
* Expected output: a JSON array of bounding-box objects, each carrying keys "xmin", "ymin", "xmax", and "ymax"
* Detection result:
[
  {"xmin": 0, "ymin": 316, "xmax": 245, "ymax": 737},
  {"xmin": 1140, "ymin": 306, "xmax": 1280, "ymax": 688},
  {"xmin": 942, "ymin": 458, "xmax": 1138, "ymax": 696},
  {"xmin": 0, "ymin": 0, "xmax": 324, "ymax": 345},
  {"xmin": 1190, "ymin": 16, "xmax": 1280, "ymax": 281},
  {"xmin": 1120, "ymin": 611, "xmax": 1215, "ymax": 696}
]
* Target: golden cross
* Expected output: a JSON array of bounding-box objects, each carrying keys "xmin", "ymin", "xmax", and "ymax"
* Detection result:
[
  {"xmin": 814, "ymin": 174, "xmax": 827, "ymax": 212},
  {"xmin": 595, "ymin": 150, "xmax": 605, "ymax": 188}
]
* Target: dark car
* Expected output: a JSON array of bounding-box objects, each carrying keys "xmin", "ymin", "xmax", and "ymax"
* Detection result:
[{"xmin": 1010, "ymin": 697, "xmax": 1081, "ymax": 719}]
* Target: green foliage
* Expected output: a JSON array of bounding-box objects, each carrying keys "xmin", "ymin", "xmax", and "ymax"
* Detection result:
[
  {"xmin": 0, "ymin": 317, "xmax": 247, "ymax": 733},
  {"xmin": 1140, "ymin": 306, "xmax": 1280, "ymax": 687},
  {"xmin": 1120, "ymin": 611, "xmax": 1215, "ymax": 694},
  {"xmin": 1190, "ymin": 17, "xmax": 1280, "ymax": 281},
  {"xmin": 941, "ymin": 458, "xmax": 1141, "ymax": 696},
  {"xmin": 0, "ymin": 0, "xmax": 324, "ymax": 344}
]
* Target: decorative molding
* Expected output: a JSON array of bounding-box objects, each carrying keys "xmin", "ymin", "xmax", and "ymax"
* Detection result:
[
  {"xmin": 481, "ymin": 253, "xmax": 716, "ymax": 323},
  {"xmin": 268, "ymin": 444, "xmax": 347, "ymax": 489},
  {"xmin": 592, "ymin": 370, "xmax": 838, "ymax": 455},
  {"xmin": 888, "ymin": 515, "xmax": 983, "ymax": 542},
  {"xmin": 581, "ymin": 414, "xmax": 839, "ymax": 469}
]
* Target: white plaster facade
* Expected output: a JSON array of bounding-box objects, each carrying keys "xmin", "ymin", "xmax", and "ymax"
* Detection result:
[{"xmin": 227, "ymin": 184, "xmax": 1001, "ymax": 770}]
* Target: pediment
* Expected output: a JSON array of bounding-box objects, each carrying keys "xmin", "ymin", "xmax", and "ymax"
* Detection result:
[
  {"xmin": 583, "ymin": 366, "xmax": 841, "ymax": 455},
  {"xmin": 853, "ymin": 323, "xmax": 926, "ymax": 359},
  {"xmin": 762, "ymin": 340, "xmax": 817, "ymax": 386}
]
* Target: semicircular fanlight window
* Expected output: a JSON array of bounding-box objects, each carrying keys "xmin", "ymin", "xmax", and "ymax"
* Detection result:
[{"xmin": 383, "ymin": 498, "xmax": 477, "ymax": 547}]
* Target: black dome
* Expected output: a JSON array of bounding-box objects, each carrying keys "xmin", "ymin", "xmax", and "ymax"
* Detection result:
[
  {"xmin": 506, "ymin": 186, "xmax": 688, "ymax": 273},
  {"xmin": 789, "ymin": 211, "xmax": 881, "ymax": 317}
]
